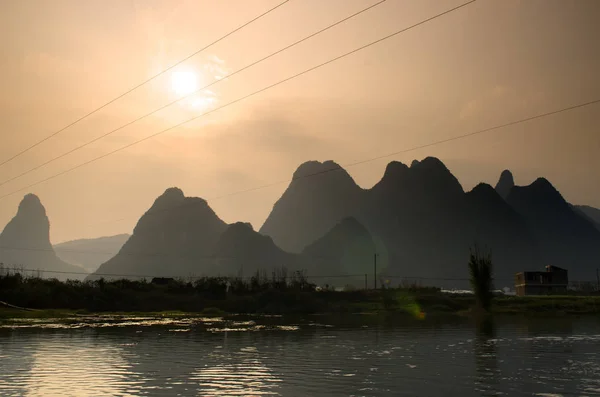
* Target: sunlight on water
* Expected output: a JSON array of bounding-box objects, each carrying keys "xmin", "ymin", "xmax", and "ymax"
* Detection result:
[{"xmin": 1, "ymin": 316, "xmax": 599, "ymax": 396}]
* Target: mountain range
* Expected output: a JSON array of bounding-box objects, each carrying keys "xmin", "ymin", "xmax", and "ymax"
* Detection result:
[
  {"xmin": 260, "ymin": 158, "xmax": 600, "ymax": 286},
  {"xmin": 53, "ymin": 234, "xmax": 130, "ymax": 273},
  {"xmin": 1, "ymin": 157, "xmax": 599, "ymax": 288},
  {"xmin": 89, "ymin": 187, "xmax": 375, "ymax": 283}
]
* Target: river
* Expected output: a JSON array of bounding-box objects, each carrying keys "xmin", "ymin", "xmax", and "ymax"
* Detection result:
[{"xmin": 1, "ymin": 314, "xmax": 599, "ymax": 396}]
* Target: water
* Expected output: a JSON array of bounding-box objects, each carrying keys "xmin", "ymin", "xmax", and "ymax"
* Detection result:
[{"xmin": 1, "ymin": 315, "xmax": 599, "ymax": 396}]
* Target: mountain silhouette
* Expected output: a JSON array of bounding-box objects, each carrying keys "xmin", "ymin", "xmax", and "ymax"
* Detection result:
[
  {"xmin": 260, "ymin": 160, "xmax": 364, "ymax": 253},
  {"xmin": 89, "ymin": 188, "xmax": 227, "ymax": 279},
  {"xmin": 464, "ymin": 183, "xmax": 541, "ymax": 277},
  {"xmin": 88, "ymin": 188, "xmax": 374, "ymax": 283},
  {"xmin": 574, "ymin": 205, "xmax": 600, "ymax": 230},
  {"xmin": 53, "ymin": 234, "xmax": 130, "ymax": 273},
  {"xmin": 494, "ymin": 170, "xmax": 514, "ymax": 200},
  {"xmin": 301, "ymin": 217, "xmax": 375, "ymax": 280},
  {"xmin": 212, "ymin": 222, "xmax": 296, "ymax": 277},
  {"xmin": 260, "ymin": 158, "xmax": 600, "ymax": 286},
  {"xmin": 507, "ymin": 178, "xmax": 600, "ymax": 280},
  {"xmin": 0, "ymin": 194, "xmax": 84, "ymax": 280}
]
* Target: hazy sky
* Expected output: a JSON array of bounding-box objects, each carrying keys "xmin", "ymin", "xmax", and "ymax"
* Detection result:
[{"xmin": 0, "ymin": 0, "xmax": 599, "ymax": 243}]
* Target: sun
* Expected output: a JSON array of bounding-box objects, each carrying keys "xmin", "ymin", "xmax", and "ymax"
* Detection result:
[{"xmin": 170, "ymin": 70, "xmax": 199, "ymax": 96}]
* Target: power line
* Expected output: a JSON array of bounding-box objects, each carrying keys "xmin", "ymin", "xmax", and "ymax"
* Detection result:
[
  {"xmin": 75, "ymin": 96, "xmax": 600, "ymax": 229},
  {"xmin": 0, "ymin": 266, "xmax": 368, "ymax": 280},
  {"xmin": 0, "ymin": 0, "xmax": 291, "ymax": 169},
  {"xmin": 1, "ymin": 265, "xmax": 520, "ymax": 282},
  {"xmin": 0, "ymin": 0, "xmax": 387, "ymax": 190},
  {"xmin": 0, "ymin": 244, "xmax": 354, "ymax": 261},
  {"xmin": 208, "ymin": 98, "xmax": 600, "ymax": 201},
  {"xmin": 0, "ymin": 0, "xmax": 477, "ymax": 202}
]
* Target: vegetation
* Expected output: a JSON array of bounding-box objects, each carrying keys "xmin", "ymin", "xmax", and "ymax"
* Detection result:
[
  {"xmin": 468, "ymin": 245, "xmax": 494, "ymax": 312},
  {"xmin": 1, "ymin": 272, "xmax": 600, "ymax": 320}
]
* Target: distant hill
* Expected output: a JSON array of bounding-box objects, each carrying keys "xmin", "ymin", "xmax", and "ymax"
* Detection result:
[
  {"xmin": 574, "ymin": 205, "xmax": 600, "ymax": 231},
  {"xmin": 0, "ymin": 194, "xmax": 85, "ymax": 280},
  {"xmin": 53, "ymin": 234, "xmax": 130, "ymax": 273}
]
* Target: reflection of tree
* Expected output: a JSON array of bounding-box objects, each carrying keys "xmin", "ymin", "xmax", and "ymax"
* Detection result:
[{"xmin": 474, "ymin": 316, "xmax": 499, "ymax": 395}]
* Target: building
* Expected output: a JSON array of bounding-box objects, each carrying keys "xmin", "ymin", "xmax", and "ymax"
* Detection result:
[
  {"xmin": 151, "ymin": 277, "xmax": 175, "ymax": 286},
  {"xmin": 514, "ymin": 265, "xmax": 568, "ymax": 296}
]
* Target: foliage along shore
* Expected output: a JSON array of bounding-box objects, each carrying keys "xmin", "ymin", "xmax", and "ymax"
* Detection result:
[{"xmin": 1, "ymin": 273, "xmax": 600, "ymax": 320}]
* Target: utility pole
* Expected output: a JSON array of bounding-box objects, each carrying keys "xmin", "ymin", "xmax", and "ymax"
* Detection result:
[
  {"xmin": 596, "ymin": 268, "xmax": 599, "ymax": 292},
  {"xmin": 373, "ymin": 253, "xmax": 378, "ymax": 290},
  {"xmin": 364, "ymin": 274, "xmax": 368, "ymax": 290}
]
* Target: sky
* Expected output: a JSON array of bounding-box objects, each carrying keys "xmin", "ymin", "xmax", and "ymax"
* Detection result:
[{"xmin": 0, "ymin": 0, "xmax": 598, "ymax": 244}]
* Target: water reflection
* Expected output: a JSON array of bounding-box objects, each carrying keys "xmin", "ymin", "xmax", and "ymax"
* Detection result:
[
  {"xmin": 192, "ymin": 345, "xmax": 281, "ymax": 396},
  {"xmin": 1, "ymin": 316, "xmax": 600, "ymax": 396},
  {"xmin": 474, "ymin": 316, "xmax": 499, "ymax": 396},
  {"xmin": 0, "ymin": 330, "xmax": 140, "ymax": 396}
]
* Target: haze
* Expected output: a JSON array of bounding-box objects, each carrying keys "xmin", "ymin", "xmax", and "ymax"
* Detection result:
[{"xmin": 0, "ymin": 0, "xmax": 598, "ymax": 243}]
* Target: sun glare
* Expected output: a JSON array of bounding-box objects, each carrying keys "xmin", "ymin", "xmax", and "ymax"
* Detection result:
[{"xmin": 170, "ymin": 70, "xmax": 199, "ymax": 96}]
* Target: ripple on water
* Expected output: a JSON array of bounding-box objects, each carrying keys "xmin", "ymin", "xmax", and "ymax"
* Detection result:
[{"xmin": 1, "ymin": 317, "xmax": 600, "ymax": 396}]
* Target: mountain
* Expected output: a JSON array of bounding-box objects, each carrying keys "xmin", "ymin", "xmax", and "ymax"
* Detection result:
[
  {"xmin": 301, "ymin": 217, "xmax": 375, "ymax": 286},
  {"xmin": 53, "ymin": 234, "xmax": 130, "ymax": 273},
  {"xmin": 506, "ymin": 178, "xmax": 600, "ymax": 280},
  {"xmin": 364, "ymin": 158, "xmax": 469, "ymax": 281},
  {"xmin": 494, "ymin": 170, "xmax": 514, "ymax": 200},
  {"xmin": 90, "ymin": 188, "xmax": 227, "ymax": 279},
  {"xmin": 83, "ymin": 162, "xmax": 600, "ymax": 287},
  {"xmin": 211, "ymin": 222, "xmax": 297, "ymax": 277},
  {"xmin": 574, "ymin": 205, "xmax": 600, "ymax": 230},
  {"xmin": 260, "ymin": 157, "xmax": 600, "ymax": 287},
  {"xmin": 464, "ymin": 183, "xmax": 541, "ymax": 278},
  {"xmin": 0, "ymin": 194, "xmax": 84, "ymax": 280},
  {"xmin": 88, "ymin": 188, "xmax": 378, "ymax": 286},
  {"xmin": 260, "ymin": 160, "xmax": 364, "ymax": 253}
]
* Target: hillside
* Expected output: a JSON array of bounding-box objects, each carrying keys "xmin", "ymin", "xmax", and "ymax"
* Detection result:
[{"xmin": 0, "ymin": 194, "xmax": 84, "ymax": 280}]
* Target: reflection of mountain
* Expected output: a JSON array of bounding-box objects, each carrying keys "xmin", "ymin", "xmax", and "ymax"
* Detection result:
[
  {"xmin": 0, "ymin": 194, "xmax": 84, "ymax": 280},
  {"xmin": 53, "ymin": 234, "xmax": 130, "ymax": 273}
]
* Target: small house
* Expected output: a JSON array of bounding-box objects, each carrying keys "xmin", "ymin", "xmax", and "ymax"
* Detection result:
[
  {"xmin": 514, "ymin": 265, "xmax": 568, "ymax": 296},
  {"xmin": 151, "ymin": 277, "xmax": 175, "ymax": 286}
]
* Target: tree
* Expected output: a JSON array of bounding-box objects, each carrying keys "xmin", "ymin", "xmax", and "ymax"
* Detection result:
[{"xmin": 468, "ymin": 245, "xmax": 494, "ymax": 312}]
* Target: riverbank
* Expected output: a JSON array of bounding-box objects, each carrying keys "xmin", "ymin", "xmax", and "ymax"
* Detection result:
[{"xmin": 2, "ymin": 291, "xmax": 599, "ymax": 320}]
